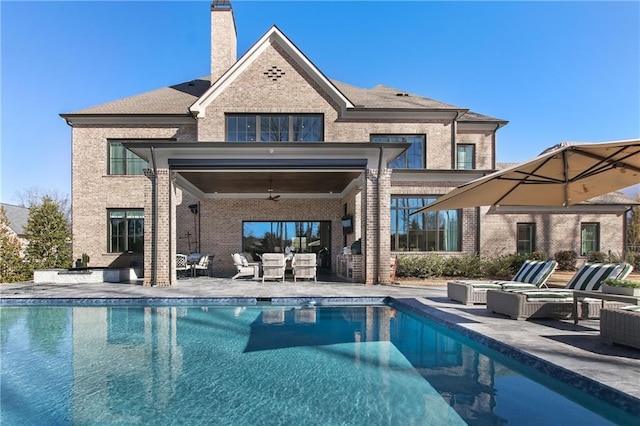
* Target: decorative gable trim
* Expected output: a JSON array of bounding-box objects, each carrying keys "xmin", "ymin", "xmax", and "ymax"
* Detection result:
[{"xmin": 190, "ymin": 25, "xmax": 354, "ymax": 118}]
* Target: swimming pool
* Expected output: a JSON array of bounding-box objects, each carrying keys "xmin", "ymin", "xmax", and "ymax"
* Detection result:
[{"xmin": 1, "ymin": 303, "xmax": 637, "ymax": 425}]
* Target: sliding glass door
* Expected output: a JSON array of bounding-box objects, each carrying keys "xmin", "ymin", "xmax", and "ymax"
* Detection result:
[{"xmin": 242, "ymin": 221, "xmax": 331, "ymax": 268}]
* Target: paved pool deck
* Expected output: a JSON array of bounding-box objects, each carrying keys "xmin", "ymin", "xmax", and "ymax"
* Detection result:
[{"xmin": 2, "ymin": 276, "xmax": 639, "ymax": 414}]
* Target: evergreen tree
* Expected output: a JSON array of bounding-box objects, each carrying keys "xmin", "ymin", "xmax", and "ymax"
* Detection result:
[
  {"xmin": 24, "ymin": 197, "xmax": 72, "ymax": 270},
  {"xmin": 0, "ymin": 207, "xmax": 29, "ymax": 282}
]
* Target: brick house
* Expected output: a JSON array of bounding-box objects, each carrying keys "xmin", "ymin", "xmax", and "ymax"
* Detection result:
[{"xmin": 60, "ymin": 1, "xmax": 634, "ymax": 286}]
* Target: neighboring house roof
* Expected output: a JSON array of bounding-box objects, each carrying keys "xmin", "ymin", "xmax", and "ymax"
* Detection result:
[
  {"xmin": 61, "ymin": 27, "xmax": 505, "ymax": 125},
  {"xmin": 1, "ymin": 203, "xmax": 29, "ymax": 236}
]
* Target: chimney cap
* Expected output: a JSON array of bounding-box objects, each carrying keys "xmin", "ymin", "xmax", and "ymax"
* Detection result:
[{"xmin": 211, "ymin": 0, "xmax": 232, "ymax": 10}]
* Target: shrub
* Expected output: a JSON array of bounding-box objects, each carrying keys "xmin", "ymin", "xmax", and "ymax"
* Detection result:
[
  {"xmin": 587, "ymin": 251, "xmax": 607, "ymax": 263},
  {"xmin": 441, "ymin": 254, "xmax": 487, "ymax": 278},
  {"xmin": 528, "ymin": 251, "xmax": 548, "ymax": 261},
  {"xmin": 602, "ymin": 278, "xmax": 640, "ymax": 289},
  {"xmin": 396, "ymin": 253, "xmax": 445, "ymax": 278},
  {"xmin": 484, "ymin": 254, "xmax": 522, "ymax": 279},
  {"xmin": 608, "ymin": 251, "xmax": 639, "ymax": 269},
  {"xmin": 554, "ymin": 250, "xmax": 577, "ymax": 271}
]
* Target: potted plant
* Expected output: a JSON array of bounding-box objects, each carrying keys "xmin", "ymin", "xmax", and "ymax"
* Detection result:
[{"xmin": 601, "ymin": 278, "xmax": 640, "ymax": 296}]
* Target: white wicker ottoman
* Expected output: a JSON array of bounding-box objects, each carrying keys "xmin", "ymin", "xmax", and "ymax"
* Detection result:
[{"xmin": 600, "ymin": 306, "xmax": 640, "ymax": 350}]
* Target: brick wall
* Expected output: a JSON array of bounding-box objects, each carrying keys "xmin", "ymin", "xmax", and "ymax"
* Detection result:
[
  {"xmin": 480, "ymin": 208, "xmax": 626, "ymax": 259},
  {"xmin": 71, "ymin": 124, "xmax": 196, "ymax": 271}
]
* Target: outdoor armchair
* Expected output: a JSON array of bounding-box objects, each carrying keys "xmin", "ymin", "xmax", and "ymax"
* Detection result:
[
  {"xmin": 232, "ymin": 253, "xmax": 259, "ymax": 280},
  {"xmin": 176, "ymin": 254, "xmax": 190, "ymax": 278},
  {"xmin": 292, "ymin": 253, "xmax": 317, "ymax": 282},
  {"xmin": 261, "ymin": 253, "xmax": 286, "ymax": 283}
]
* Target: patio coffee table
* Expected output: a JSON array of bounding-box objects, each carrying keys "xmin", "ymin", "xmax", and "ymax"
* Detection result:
[{"xmin": 572, "ymin": 290, "xmax": 640, "ymax": 324}]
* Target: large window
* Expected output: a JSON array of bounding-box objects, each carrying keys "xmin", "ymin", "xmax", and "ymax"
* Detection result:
[
  {"xmin": 391, "ymin": 197, "xmax": 460, "ymax": 251},
  {"xmin": 581, "ymin": 223, "xmax": 600, "ymax": 256},
  {"xmin": 242, "ymin": 221, "xmax": 331, "ymax": 267},
  {"xmin": 108, "ymin": 209, "xmax": 144, "ymax": 253},
  {"xmin": 517, "ymin": 223, "xmax": 536, "ymax": 255},
  {"xmin": 371, "ymin": 135, "xmax": 425, "ymax": 169},
  {"xmin": 226, "ymin": 114, "xmax": 323, "ymax": 142},
  {"xmin": 457, "ymin": 144, "xmax": 475, "ymax": 170},
  {"xmin": 109, "ymin": 142, "xmax": 148, "ymax": 175}
]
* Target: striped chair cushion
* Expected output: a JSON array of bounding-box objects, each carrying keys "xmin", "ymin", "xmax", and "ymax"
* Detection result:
[
  {"xmin": 496, "ymin": 282, "xmax": 539, "ymax": 290},
  {"xmin": 564, "ymin": 263, "xmax": 633, "ymax": 291},
  {"xmin": 453, "ymin": 280, "xmax": 502, "ymax": 289},
  {"xmin": 520, "ymin": 289, "xmax": 573, "ymax": 302},
  {"xmin": 511, "ymin": 260, "xmax": 557, "ymax": 286}
]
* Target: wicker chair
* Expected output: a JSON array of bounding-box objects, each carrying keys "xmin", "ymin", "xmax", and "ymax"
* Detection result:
[
  {"xmin": 448, "ymin": 260, "xmax": 557, "ymax": 305},
  {"xmin": 486, "ymin": 262, "xmax": 633, "ymax": 320}
]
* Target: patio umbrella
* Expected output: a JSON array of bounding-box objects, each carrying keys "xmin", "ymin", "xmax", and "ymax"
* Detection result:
[{"xmin": 412, "ymin": 139, "xmax": 640, "ymax": 214}]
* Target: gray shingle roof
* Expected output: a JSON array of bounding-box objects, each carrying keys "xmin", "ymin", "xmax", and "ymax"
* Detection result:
[
  {"xmin": 63, "ymin": 76, "xmax": 505, "ymax": 123},
  {"xmin": 1, "ymin": 203, "xmax": 29, "ymax": 236}
]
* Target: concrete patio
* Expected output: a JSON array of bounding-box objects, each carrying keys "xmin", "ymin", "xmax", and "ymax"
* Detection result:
[{"xmin": 1, "ymin": 275, "xmax": 639, "ymax": 416}]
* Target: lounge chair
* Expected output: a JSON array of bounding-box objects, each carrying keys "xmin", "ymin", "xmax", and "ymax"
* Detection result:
[
  {"xmin": 292, "ymin": 253, "xmax": 317, "ymax": 282},
  {"xmin": 600, "ymin": 305, "xmax": 640, "ymax": 349},
  {"xmin": 448, "ymin": 260, "xmax": 557, "ymax": 305},
  {"xmin": 261, "ymin": 253, "xmax": 286, "ymax": 283},
  {"xmin": 486, "ymin": 262, "xmax": 633, "ymax": 320},
  {"xmin": 232, "ymin": 253, "xmax": 259, "ymax": 280}
]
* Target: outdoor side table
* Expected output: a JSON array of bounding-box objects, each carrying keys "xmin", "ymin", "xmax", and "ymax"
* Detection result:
[{"xmin": 572, "ymin": 290, "xmax": 640, "ymax": 324}]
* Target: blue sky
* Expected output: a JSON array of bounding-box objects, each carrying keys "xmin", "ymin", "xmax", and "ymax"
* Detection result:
[{"xmin": 1, "ymin": 0, "xmax": 639, "ymax": 204}]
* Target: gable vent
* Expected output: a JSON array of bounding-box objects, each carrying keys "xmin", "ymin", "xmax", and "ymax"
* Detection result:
[{"xmin": 264, "ymin": 66, "xmax": 286, "ymax": 81}]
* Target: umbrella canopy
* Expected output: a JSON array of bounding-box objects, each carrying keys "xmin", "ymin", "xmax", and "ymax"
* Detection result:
[{"xmin": 412, "ymin": 139, "xmax": 640, "ymax": 214}]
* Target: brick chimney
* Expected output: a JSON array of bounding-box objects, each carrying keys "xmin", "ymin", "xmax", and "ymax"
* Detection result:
[{"xmin": 210, "ymin": 0, "xmax": 237, "ymax": 85}]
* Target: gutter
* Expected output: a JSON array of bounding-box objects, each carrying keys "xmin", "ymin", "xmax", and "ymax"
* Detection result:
[{"xmin": 150, "ymin": 147, "xmax": 158, "ymax": 286}]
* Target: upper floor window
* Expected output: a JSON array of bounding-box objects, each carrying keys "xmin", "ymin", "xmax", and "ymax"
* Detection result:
[
  {"xmin": 226, "ymin": 114, "xmax": 323, "ymax": 142},
  {"xmin": 109, "ymin": 142, "xmax": 148, "ymax": 175},
  {"xmin": 370, "ymin": 135, "xmax": 425, "ymax": 169},
  {"xmin": 517, "ymin": 223, "xmax": 536, "ymax": 255},
  {"xmin": 108, "ymin": 209, "xmax": 144, "ymax": 253},
  {"xmin": 391, "ymin": 197, "xmax": 460, "ymax": 252},
  {"xmin": 581, "ymin": 222, "xmax": 600, "ymax": 256},
  {"xmin": 457, "ymin": 144, "xmax": 475, "ymax": 170}
]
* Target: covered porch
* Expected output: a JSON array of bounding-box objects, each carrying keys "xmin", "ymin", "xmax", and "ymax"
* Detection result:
[{"xmin": 123, "ymin": 141, "xmax": 408, "ymax": 286}]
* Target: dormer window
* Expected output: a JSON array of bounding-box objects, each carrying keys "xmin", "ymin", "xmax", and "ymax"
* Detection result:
[{"xmin": 226, "ymin": 114, "xmax": 323, "ymax": 142}]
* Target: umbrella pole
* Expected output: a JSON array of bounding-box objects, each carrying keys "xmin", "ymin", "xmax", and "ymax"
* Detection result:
[{"xmin": 562, "ymin": 150, "xmax": 569, "ymax": 206}]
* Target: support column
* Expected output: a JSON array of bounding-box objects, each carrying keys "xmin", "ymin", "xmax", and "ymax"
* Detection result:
[
  {"xmin": 143, "ymin": 168, "xmax": 172, "ymax": 286},
  {"xmin": 364, "ymin": 168, "xmax": 392, "ymax": 284}
]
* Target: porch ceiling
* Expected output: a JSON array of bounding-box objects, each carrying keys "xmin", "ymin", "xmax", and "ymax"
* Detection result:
[{"xmin": 178, "ymin": 171, "xmax": 362, "ymax": 194}]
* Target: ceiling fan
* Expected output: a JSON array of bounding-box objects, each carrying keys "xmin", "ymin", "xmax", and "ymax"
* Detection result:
[{"xmin": 266, "ymin": 179, "xmax": 280, "ymax": 202}]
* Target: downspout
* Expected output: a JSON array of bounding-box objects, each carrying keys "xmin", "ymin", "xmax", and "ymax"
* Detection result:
[
  {"xmin": 623, "ymin": 206, "xmax": 632, "ymax": 254},
  {"xmin": 376, "ymin": 146, "xmax": 383, "ymax": 284},
  {"xmin": 150, "ymin": 146, "xmax": 158, "ymax": 286}
]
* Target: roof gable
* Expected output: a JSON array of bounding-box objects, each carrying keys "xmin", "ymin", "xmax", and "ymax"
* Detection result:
[{"xmin": 190, "ymin": 25, "xmax": 354, "ymax": 118}]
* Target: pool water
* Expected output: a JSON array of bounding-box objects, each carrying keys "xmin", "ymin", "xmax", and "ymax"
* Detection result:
[{"xmin": 1, "ymin": 305, "xmax": 637, "ymax": 425}]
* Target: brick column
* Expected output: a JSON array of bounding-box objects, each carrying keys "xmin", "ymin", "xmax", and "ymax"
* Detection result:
[
  {"xmin": 364, "ymin": 168, "xmax": 392, "ymax": 284},
  {"xmin": 143, "ymin": 168, "xmax": 172, "ymax": 286}
]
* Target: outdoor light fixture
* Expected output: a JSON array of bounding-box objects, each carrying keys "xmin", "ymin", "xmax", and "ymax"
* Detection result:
[{"xmin": 188, "ymin": 203, "xmax": 200, "ymax": 252}]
